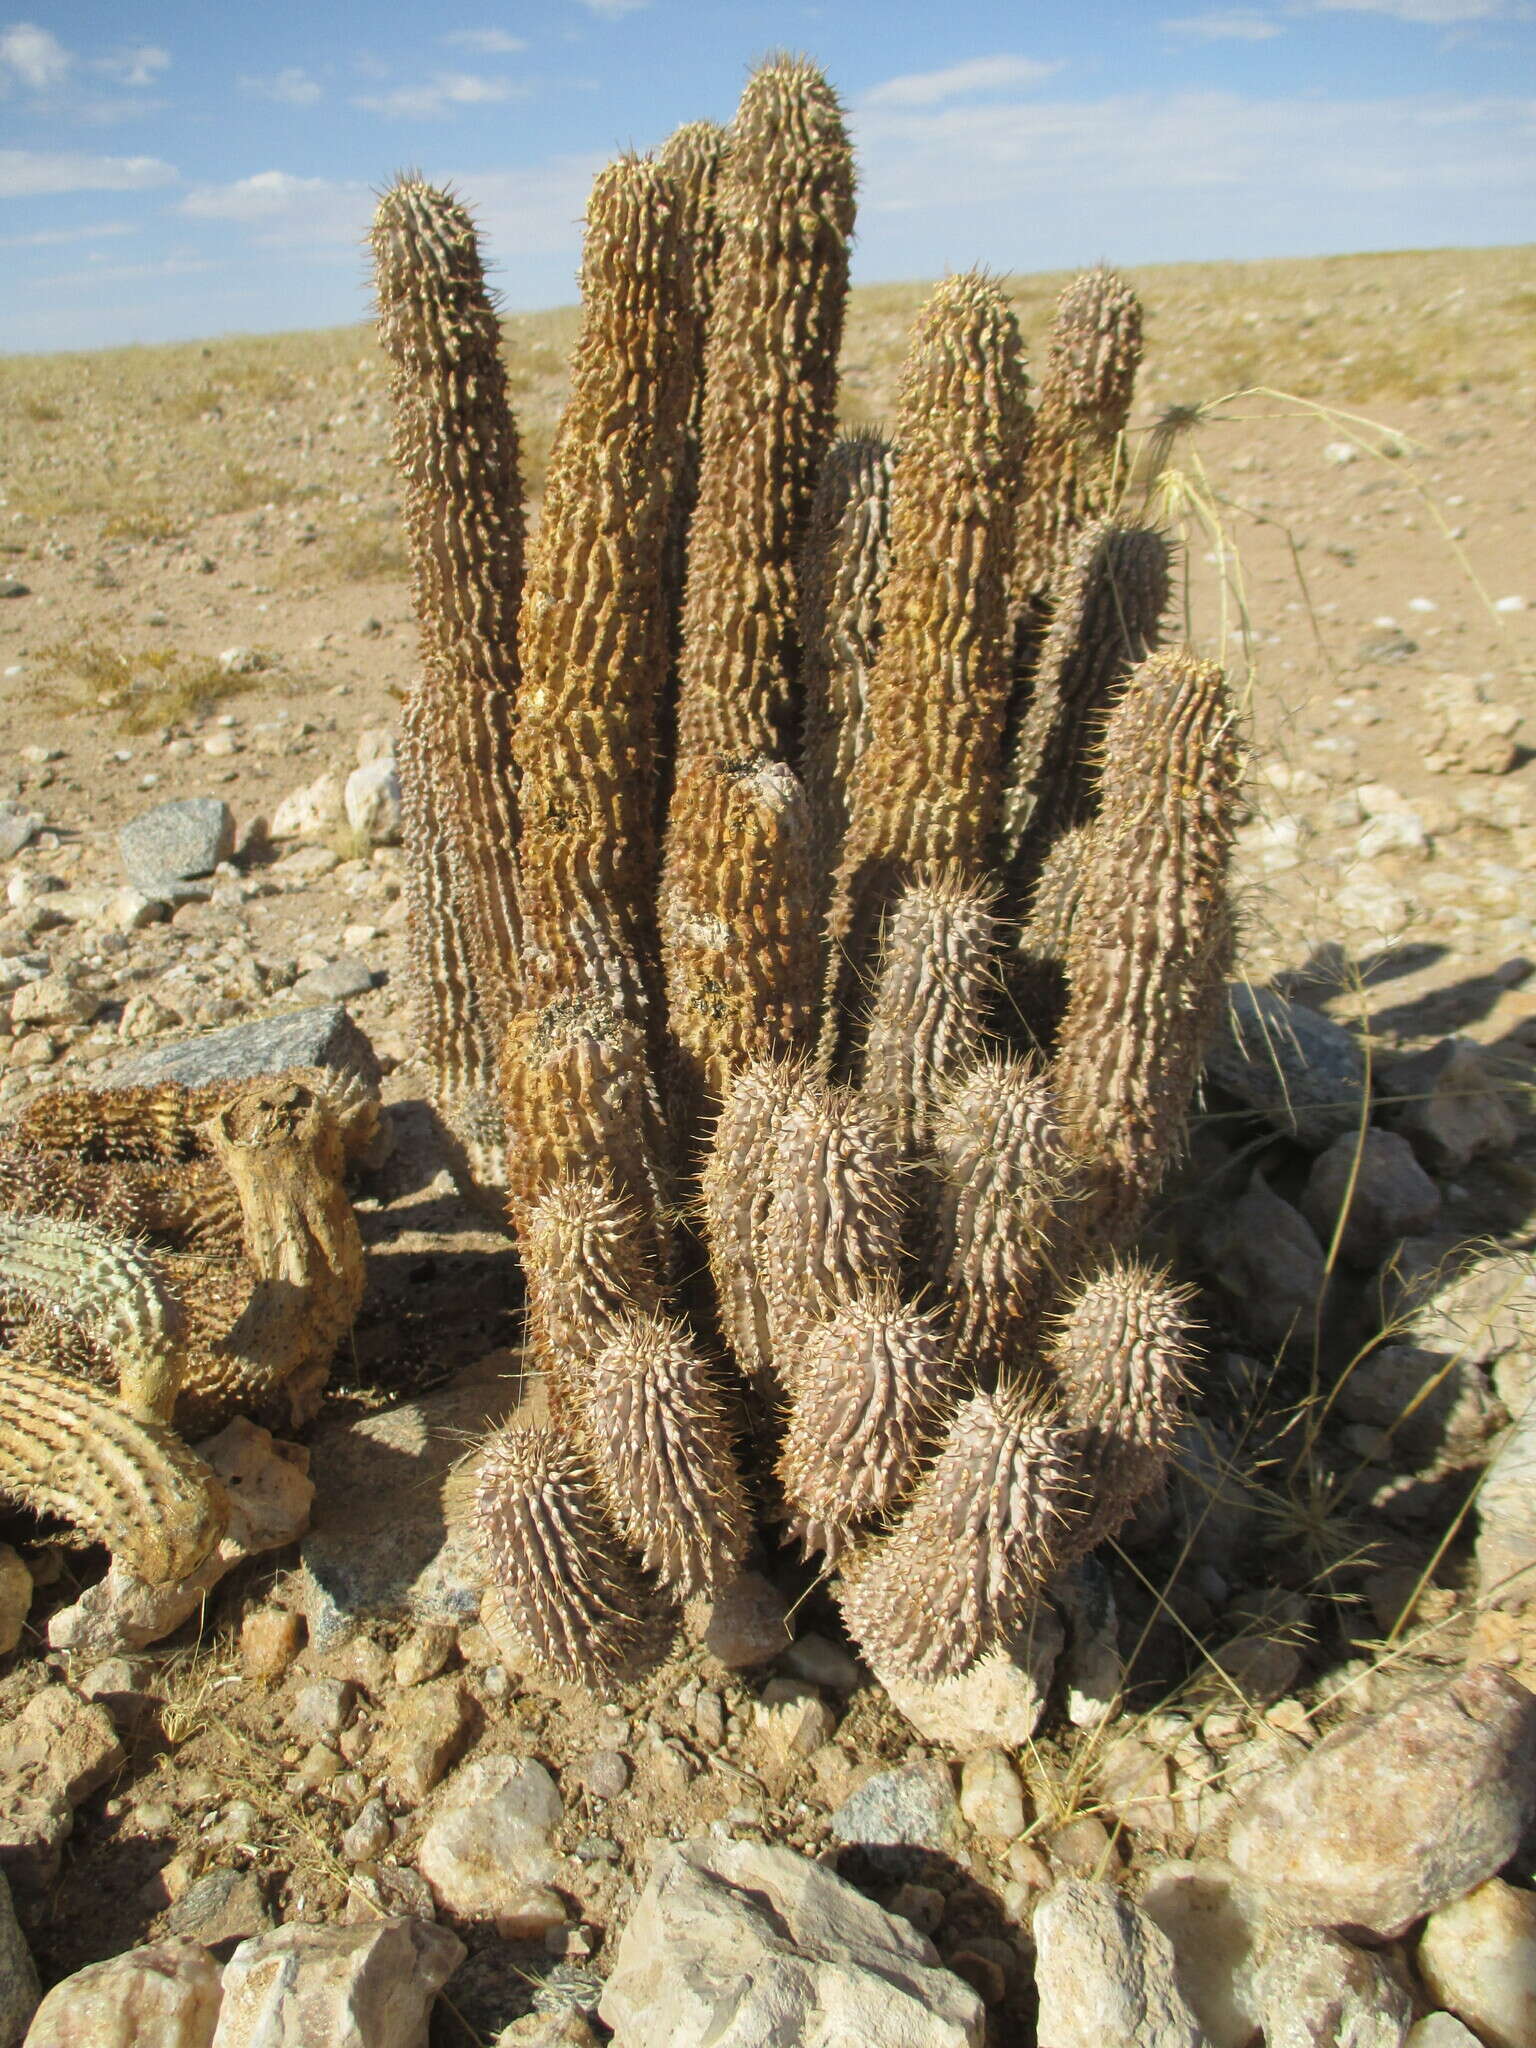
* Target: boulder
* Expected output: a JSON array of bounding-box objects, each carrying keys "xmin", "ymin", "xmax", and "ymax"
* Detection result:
[
  {"xmin": 210, "ymin": 1918, "xmax": 463, "ymax": 2047},
  {"xmin": 0, "ymin": 1869, "xmax": 38, "ymax": 2048},
  {"xmin": 1205, "ymin": 986, "xmax": 1367, "ymax": 1150},
  {"xmin": 1417, "ymin": 1878, "xmax": 1536, "ymax": 2048},
  {"xmin": 23, "ymin": 1938, "xmax": 221, "ymax": 2048},
  {"xmin": 1034, "ymin": 1878, "xmax": 1206, "ymax": 2048},
  {"xmin": 1301, "ymin": 1129, "xmax": 1440, "ymax": 1269},
  {"xmin": 1255, "ymin": 1929, "xmax": 1413, "ymax": 2048},
  {"xmin": 597, "ymin": 1839, "xmax": 984, "ymax": 2048},
  {"xmin": 118, "ymin": 798, "xmax": 234, "ymax": 894}
]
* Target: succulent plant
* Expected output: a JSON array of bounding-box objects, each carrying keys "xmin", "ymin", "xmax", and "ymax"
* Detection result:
[
  {"xmin": 375, "ymin": 56, "xmax": 1239, "ymax": 1693},
  {"xmin": 0, "ymin": 1072, "xmax": 366, "ymax": 1582}
]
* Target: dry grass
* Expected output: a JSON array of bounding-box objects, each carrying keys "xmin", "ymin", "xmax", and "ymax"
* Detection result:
[{"xmin": 36, "ymin": 635, "xmax": 264, "ymax": 732}]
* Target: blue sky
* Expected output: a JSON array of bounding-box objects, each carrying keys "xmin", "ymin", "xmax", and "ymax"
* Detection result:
[{"xmin": 2, "ymin": 0, "xmax": 1532, "ymax": 354}]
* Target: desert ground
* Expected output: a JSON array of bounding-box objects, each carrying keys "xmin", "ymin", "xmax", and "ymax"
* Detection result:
[{"xmin": 0, "ymin": 241, "xmax": 1533, "ymax": 2043}]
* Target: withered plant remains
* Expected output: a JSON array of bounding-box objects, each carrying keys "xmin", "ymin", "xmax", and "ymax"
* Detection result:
[{"xmin": 374, "ymin": 56, "xmax": 1240, "ymax": 1692}]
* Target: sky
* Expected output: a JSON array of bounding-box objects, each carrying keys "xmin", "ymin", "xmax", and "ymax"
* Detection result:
[{"xmin": 1, "ymin": 0, "xmax": 1532, "ymax": 355}]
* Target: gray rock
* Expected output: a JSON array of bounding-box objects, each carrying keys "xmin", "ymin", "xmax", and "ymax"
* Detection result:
[
  {"xmin": 0, "ymin": 580, "xmax": 28, "ymax": 601},
  {"xmin": 290, "ymin": 954, "xmax": 375, "ymax": 1002},
  {"xmin": 1141, "ymin": 1860, "xmax": 1271, "ymax": 2048},
  {"xmin": 1226, "ymin": 1664, "xmax": 1536, "ymax": 1940},
  {"xmin": 0, "ymin": 805, "xmax": 42, "ymax": 862},
  {"xmin": 1205, "ymin": 986, "xmax": 1368, "ymax": 1150},
  {"xmin": 1390, "ymin": 1244, "xmax": 1536, "ymax": 1409},
  {"xmin": 298, "ymin": 1354, "xmax": 518, "ymax": 1649},
  {"xmin": 23, "ymin": 1938, "xmax": 221, "ymax": 2048},
  {"xmin": 781, "ymin": 1632, "xmax": 863, "ymax": 1691},
  {"xmin": 1301, "ymin": 1128, "xmax": 1441, "ymax": 1269},
  {"xmin": 1256, "ymin": 1929, "xmax": 1414, "ymax": 2048},
  {"xmin": 212, "ymin": 1917, "xmax": 463, "ymax": 2047},
  {"xmin": 685, "ymin": 1569, "xmax": 792, "ymax": 1668},
  {"xmin": 867, "ymin": 1607, "xmax": 1063, "ymax": 1749},
  {"xmin": 416, "ymin": 1755, "xmax": 563, "ymax": 1929},
  {"xmin": 0, "ymin": 1868, "xmax": 38, "ymax": 2048},
  {"xmin": 112, "ymin": 1001, "xmax": 381, "ymax": 1093},
  {"xmin": 1201, "ymin": 1170, "xmax": 1328, "ymax": 1352},
  {"xmin": 1034, "ymin": 1878, "xmax": 1207, "ymax": 2048},
  {"xmin": 269, "ymin": 772, "xmax": 344, "ymax": 843},
  {"xmin": 1377, "ymin": 1037, "xmax": 1517, "ymax": 1173},
  {"xmin": 118, "ymin": 797, "xmax": 234, "ymax": 892},
  {"xmin": 1337, "ymin": 1343, "xmax": 1500, "ymax": 1466},
  {"xmin": 830, "ymin": 1760, "xmax": 961, "ymax": 1852},
  {"xmin": 166, "ymin": 1867, "xmax": 271, "ymax": 1948},
  {"xmin": 1418, "ymin": 1877, "xmax": 1536, "ymax": 2048},
  {"xmin": 598, "ymin": 1839, "xmax": 985, "ymax": 2048},
  {"xmin": 0, "ymin": 1685, "xmax": 125, "ymax": 1888}
]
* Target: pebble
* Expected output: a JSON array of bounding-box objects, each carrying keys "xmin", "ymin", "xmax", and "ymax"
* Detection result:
[
  {"xmin": 1377, "ymin": 1036, "xmax": 1517, "ymax": 1173},
  {"xmin": 754, "ymin": 1679, "xmax": 836, "ymax": 1759},
  {"xmin": 693, "ymin": 1689, "xmax": 726, "ymax": 1750},
  {"xmin": 1047, "ymin": 1815, "xmax": 1117, "ymax": 1877},
  {"xmin": 1227, "ymin": 1664, "xmax": 1536, "ymax": 1939},
  {"xmin": 9, "ymin": 975, "xmax": 97, "ymax": 1028},
  {"xmin": 686, "ymin": 1570, "xmax": 792, "ymax": 1669},
  {"xmin": 599, "ymin": 1839, "xmax": 984, "ymax": 2048},
  {"xmin": 376, "ymin": 1677, "xmax": 475, "ymax": 1803},
  {"xmin": 1301, "ymin": 1127, "xmax": 1441, "ymax": 1269},
  {"xmin": 290, "ymin": 953, "xmax": 374, "ymax": 1001},
  {"xmin": 341, "ymin": 1799, "xmax": 393, "ymax": 1864},
  {"xmin": 239, "ymin": 1605, "xmax": 304, "ymax": 1684},
  {"xmin": 1035, "ymin": 1878, "xmax": 1204, "ymax": 2048},
  {"xmin": 166, "ymin": 1866, "xmax": 271, "ymax": 1947},
  {"xmin": 1204, "ymin": 985, "xmax": 1367, "ymax": 1150},
  {"xmin": 958, "ymin": 1748, "xmax": 1026, "ymax": 1840},
  {"xmin": 415, "ymin": 1755, "xmax": 563, "ymax": 1929},
  {"xmin": 1256, "ymin": 1928, "xmax": 1414, "ymax": 2047},
  {"xmin": 393, "ymin": 1622, "xmax": 456, "ymax": 1689},
  {"xmin": 868, "ymin": 1610, "xmax": 1063, "ymax": 1749},
  {"xmin": 0, "ymin": 804, "xmax": 43, "ymax": 862},
  {"xmin": 270, "ymin": 771, "xmax": 344, "ymax": 842},
  {"xmin": 344, "ymin": 759, "xmax": 403, "ymax": 846},
  {"xmin": 569, "ymin": 1749, "xmax": 630, "ymax": 1802},
  {"xmin": 287, "ymin": 1677, "xmax": 355, "ymax": 1743},
  {"xmin": 21, "ymin": 1938, "xmax": 220, "ymax": 2048},
  {"xmin": 212, "ymin": 1917, "xmax": 464, "ymax": 2048},
  {"xmin": 1418, "ymin": 1878, "xmax": 1536, "ymax": 2048},
  {"xmin": 0, "ymin": 1684, "xmax": 125, "ymax": 1885}
]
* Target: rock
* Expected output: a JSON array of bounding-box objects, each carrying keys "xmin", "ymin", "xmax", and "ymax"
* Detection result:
[
  {"xmin": 1226, "ymin": 1664, "xmax": 1536, "ymax": 1939},
  {"xmin": 569, "ymin": 1749, "xmax": 629, "ymax": 1801},
  {"xmin": 342, "ymin": 1799, "xmax": 394, "ymax": 1865},
  {"xmin": 0, "ymin": 806, "xmax": 42, "ymax": 862},
  {"xmin": 1479, "ymin": 1394, "xmax": 1536, "ymax": 1610},
  {"xmin": 1058, "ymin": 1556, "xmax": 1123, "ymax": 1729},
  {"xmin": 218, "ymin": 646, "xmax": 269, "ymax": 676},
  {"xmin": 868, "ymin": 1607, "xmax": 1063, "ymax": 1749},
  {"xmin": 0, "ymin": 1868, "xmax": 38, "ymax": 2048},
  {"xmin": 345, "ymin": 760, "xmax": 403, "ymax": 847},
  {"xmin": 0, "ymin": 1549, "xmax": 30, "ymax": 1657},
  {"xmin": 112, "ymin": 1002, "xmax": 381, "ymax": 1096},
  {"xmin": 830, "ymin": 1760, "xmax": 961, "ymax": 1853},
  {"xmin": 1423, "ymin": 676, "xmax": 1524, "ymax": 776},
  {"xmin": 780, "ymin": 1633, "xmax": 862, "ymax": 1691},
  {"xmin": 9, "ymin": 975, "xmax": 97, "ymax": 1028},
  {"xmin": 1418, "ymin": 1878, "xmax": 1536, "ymax": 2048},
  {"xmin": 1098, "ymin": 1729, "xmax": 1189, "ymax": 1848},
  {"xmin": 107, "ymin": 886, "xmax": 168, "ymax": 931},
  {"xmin": 685, "ymin": 1569, "xmax": 792, "ymax": 1668},
  {"xmin": 1141, "ymin": 1860, "xmax": 1271, "ymax": 2048},
  {"xmin": 598, "ymin": 1839, "xmax": 984, "ymax": 2048},
  {"xmin": 290, "ymin": 954, "xmax": 374, "ymax": 1002},
  {"xmin": 1301, "ymin": 1129, "xmax": 1441, "ymax": 1269},
  {"xmin": 239, "ymin": 1605, "xmax": 303, "ymax": 1684},
  {"xmin": 1256, "ymin": 1929, "xmax": 1413, "ymax": 2046},
  {"xmin": 1034, "ymin": 1878, "xmax": 1205, "ymax": 2048},
  {"xmin": 1378, "ymin": 1038, "xmax": 1517, "ymax": 1173},
  {"xmin": 1405, "ymin": 2018, "xmax": 1485, "ymax": 2047},
  {"xmin": 167, "ymin": 1868, "xmax": 272, "ymax": 1948},
  {"xmin": 1046, "ymin": 1815, "xmax": 1116, "ymax": 1876},
  {"xmin": 753, "ymin": 1680, "xmax": 835, "ymax": 1759},
  {"xmin": 1391, "ymin": 1245, "xmax": 1536, "ymax": 1409},
  {"xmin": 0, "ymin": 1685, "xmax": 124, "ymax": 1852},
  {"xmin": 298, "ymin": 1353, "xmax": 516, "ymax": 1649},
  {"xmin": 958, "ymin": 1748, "xmax": 1027, "ymax": 1840},
  {"xmin": 210, "ymin": 1917, "xmax": 463, "ymax": 2047},
  {"xmin": 118, "ymin": 798, "xmax": 234, "ymax": 893},
  {"xmin": 393, "ymin": 1623, "xmax": 455, "ymax": 1689},
  {"xmin": 493, "ymin": 2017, "xmax": 599, "ymax": 2048},
  {"xmin": 416, "ymin": 1755, "xmax": 563, "ymax": 1930},
  {"xmin": 376, "ymin": 1677, "xmax": 476, "ymax": 1803},
  {"xmin": 288, "ymin": 1677, "xmax": 356, "ymax": 1743},
  {"xmin": 23, "ymin": 1938, "xmax": 221, "ymax": 2047},
  {"xmin": 1201, "ymin": 1170, "xmax": 1328, "ymax": 1352},
  {"xmin": 49, "ymin": 1420, "xmax": 314, "ymax": 1658},
  {"xmin": 491, "ymin": 1886, "xmax": 569, "ymax": 1942},
  {"xmin": 1337, "ymin": 1343, "xmax": 1500, "ymax": 1466},
  {"xmin": 1205, "ymin": 986, "xmax": 1368, "ymax": 1150},
  {"xmin": 269, "ymin": 772, "xmax": 343, "ymax": 843}
]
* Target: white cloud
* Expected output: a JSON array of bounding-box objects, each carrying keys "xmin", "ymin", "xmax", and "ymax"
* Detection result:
[
  {"xmin": 574, "ymin": 0, "xmax": 649, "ymax": 17},
  {"xmin": 95, "ymin": 44, "xmax": 170, "ymax": 88},
  {"xmin": 1305, "ymin": 0, "xmax": 1522, "ymax": 16},
  {"xmin": 863, "ymin": 56, "xmax": 1064, "ymax": 109},
  {"xmin": 0, "ymin": 147, "xmax": 174, "ymax": 195},
  {"xmin": 443, "ymin": 28, "xmax": 528, "ymax": 51},
  {"xmin": 449, "ymin": 154, "xmax": 605, "ymax": 258},
  {"xmin": 0, "ymin": 218, "xmax": 136, "ymax": 247},
  {"xmin": 1163, "ymin": 9, "xmax": 1284, "ymax": 35},
  {"xmin": 243, "ymin": 67, "xmax": 323, "ymax": 106},
  {"xmin": 39, "ymin": 254, "xmax": 209, "ymax": 292},
  {"xmin": 355, "ymin": 70, "xmax": 522, "ymax": 117},
  {"xmin": 0, "ymin": 20, "xmax": 70, "ymax": 90},
  {"xmin": 180, "ymin": 169, "xmax": 371, "ymax": 244}
]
